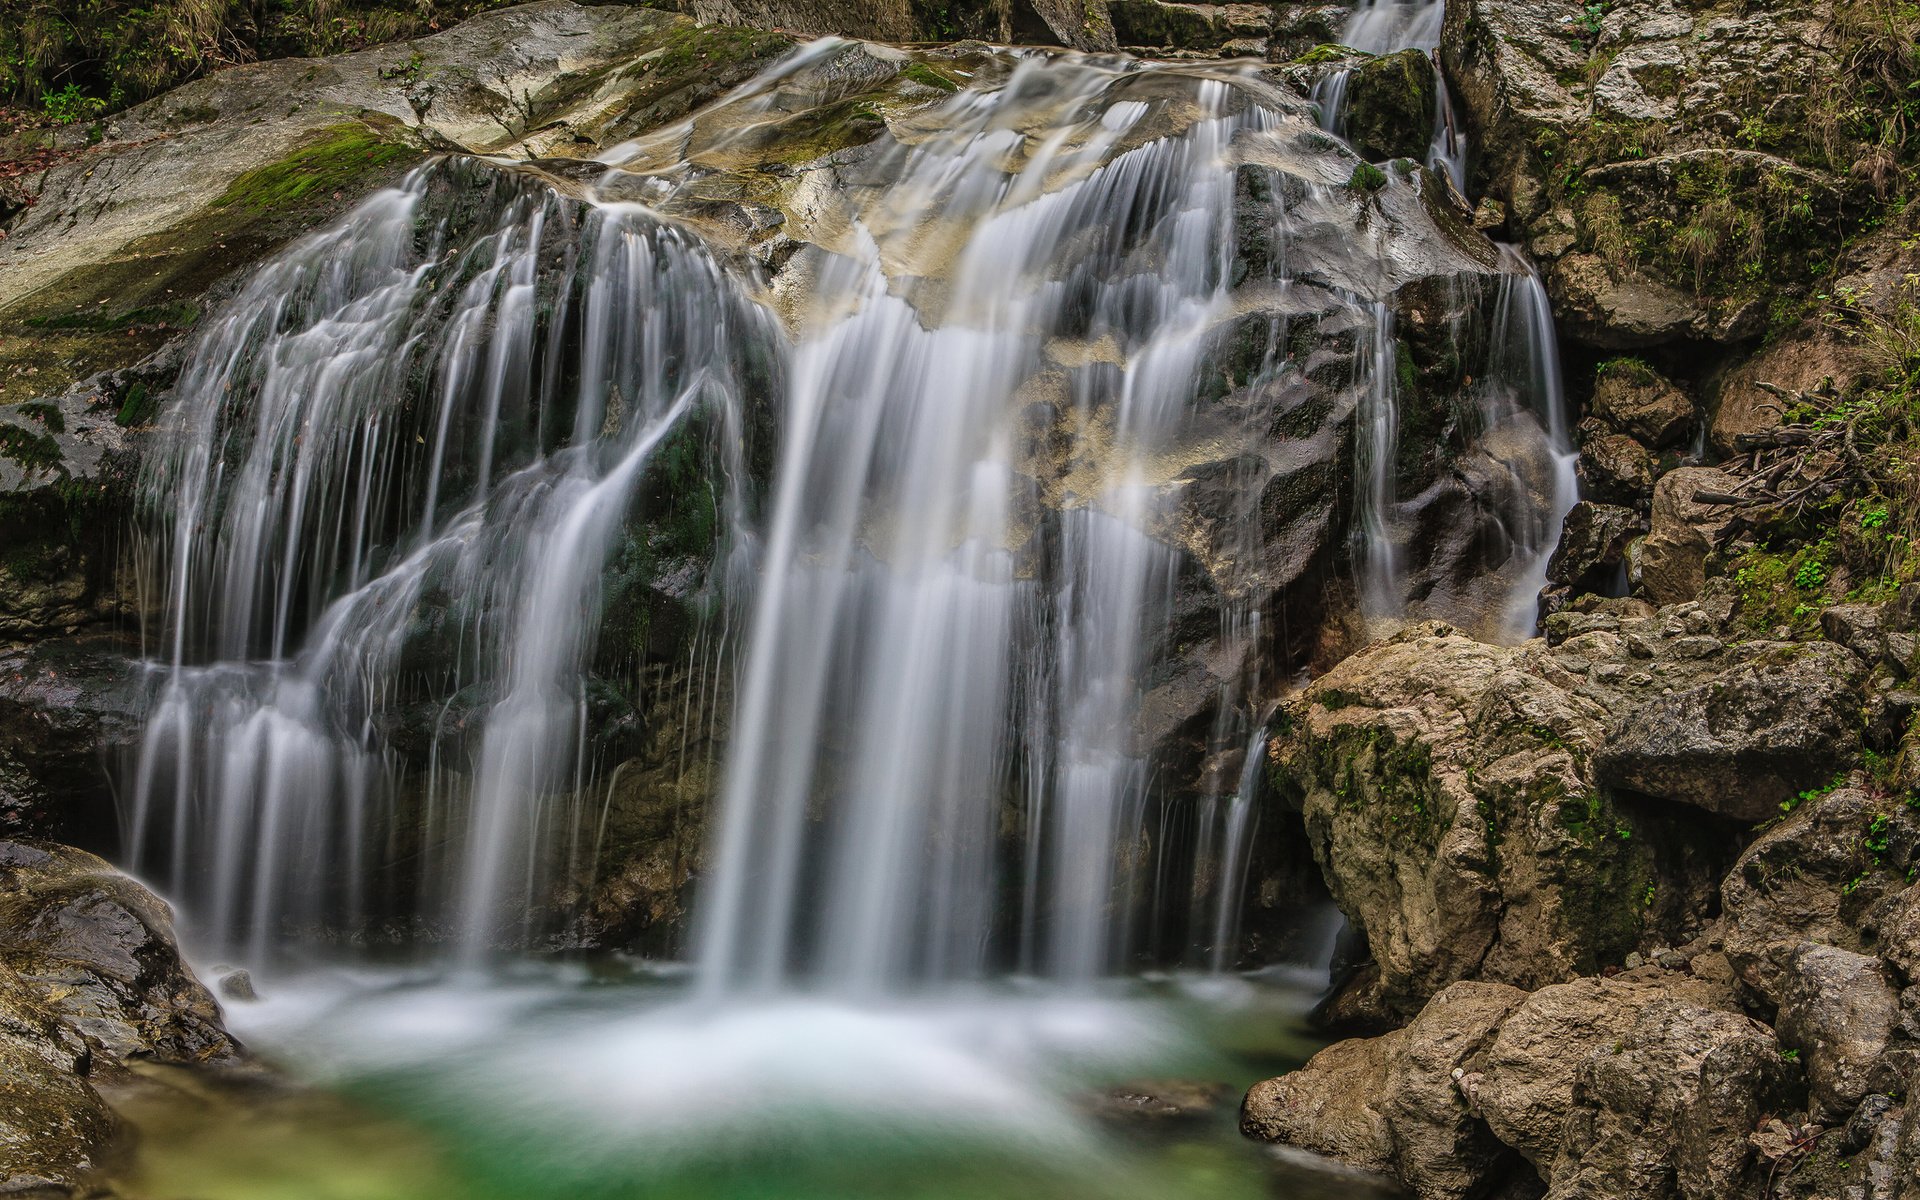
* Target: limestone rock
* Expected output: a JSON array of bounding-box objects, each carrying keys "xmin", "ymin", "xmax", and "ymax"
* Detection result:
[
  {"xmin": 1590, "ymin": 361, "xmax": 1693, "ymax": 449},
  {"xmin": 1633, "ymin": 467, "xmax": 1740, "ymax": 606},
  {"xmin": 1722, "ymin": 785, "xmax": 1920, "ymax": 1004},
  {"xmin": 1591, "ymin": 639, "xmax": 1864, "ymax": 822},
  {"xmin": 0, "ymin": 840, "xmax": 235, "ymax": 1065},
  {"xmin": 1576, "ymin": 421, "xmax": 1657, "ymax": 506},
  {"xmin": 1243, "ymin": 981, "xmax": 1529, "ymax": 1200},
  {"xmin": 1547, "ymin": 501, "xmax": 1645, "ymax": 594},
  {"xmin": 1343, "ymin": 49, "xmax": 1438, "ymax": 163},
  {"xmin": 1775, "ymin": 944, "xmax": 1902, "ymax": 1121},
  {"xmin": 1546, "ymin": 998, "xmax": 1795, "ymax": 1200}
]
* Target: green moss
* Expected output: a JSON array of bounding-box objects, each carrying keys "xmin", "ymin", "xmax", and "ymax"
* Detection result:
[
  {"xmin": 1348, "ymin": 161, "xmax": 1388, "ymax": 193},
  {"xmin": 213, "ymin": 124, "xmax": 414, "ymax": 213},
  {"xmin": 1294, "ymin": 43, "xmax": 1366, "ymax": 66},
  {"xmin": 16, "ymin": 402, "xmax": 64, "ymax": 434},
  {"xmin": 0, "ymin": 423, "xmax": 62, "ymax": 473},
  {"xmin": 900, "ymin": 62, "xmax": 959, "ymax": 94}
]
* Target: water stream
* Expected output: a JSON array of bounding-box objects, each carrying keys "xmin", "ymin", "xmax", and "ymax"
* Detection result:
[{"xmin": 108, "ymin": 9, "xmax": 1576, "ymax": 1195}]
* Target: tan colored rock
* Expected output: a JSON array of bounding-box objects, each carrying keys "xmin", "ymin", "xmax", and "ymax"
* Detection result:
[
  {"xmin": 1711, "ymin": 324, "xmax": 1869, "ymax": 457},
  {"xmin": 1243, "ymin": 981, "xmax": 1529, "ymax": 1200},
  {"xmin": 1775, "ymin": 944, "xmax": 1902, "ymax": 1121},
  {"xmin": 1591, "ymin": 361, "xmax": 1693, "ymax": 449},
  {"xmin": 1634, "ymin": 466, "xmax": 1740, "ymax": 605},
  {"xmin": 1546, "ymin": 999, "xmax": 1794, "ymax": 1200},
  {"xmin": 1577, "ymin": 421, "xmax": 1657, "ymax": 505}
]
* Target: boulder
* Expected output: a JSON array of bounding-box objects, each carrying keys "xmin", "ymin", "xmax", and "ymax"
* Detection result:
[
  {"xmin": 1774, "ymin": 944, "xmax": 1902, "ymax": 1121},
  {"xmin": 0, "ymin": 840, "xmax": 234, "ymax": 1065},
  {"xmin": 0, "ymin": 839, "xmax": 237, "ymax": 1195},
  {"xmin": 1721, "ymin": 785, "xmax": 1919, "ymax": 1004},
  {"xmin": 1633, "ymin": 466, "xmax": 1741, "ymax": 606},
  {"xmin": 1546, "ymin": 501, "xmax": 1645, "ymax": 594},
  {"xmin": 1343, "ymin": 49, "xmax": 1438, "ymax": 163},
  {"xmin": 1591, "ymin": 639, "xmax": 1865, "ymax": 822},
  {"xmin": 1243, "ymin": 980, "xmax": 1529, "ymax": 1200},
  {"xmin": 1546, "ymin": 998, "xmax": 1796, "ymax": 1200},
  {"xmin": 1590, "ymin": 360, "xmax": 1692, "ymax": 449},
  {"xmin": 1576, "ymin": 422, "xmax": 1657, "ymax": 505}
]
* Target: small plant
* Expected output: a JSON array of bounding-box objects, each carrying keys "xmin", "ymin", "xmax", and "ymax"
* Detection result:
[
  {"xmin": 41, "ymin": 83, "xmax": 107, "ymax": 125},
  {"xmin": 1348, "ymin": 162, "xmax": 1389, "ymax": 193},
  {"xmin": 1574, "ymin": 2, "xmax": 1610, "ymax": 39},
  {"xmin": 1793, "ymin": 556, "xmax": 1829, "ymax": 590},
  {"xmin": 1781, "ymin": 1048, "xmax": 1801, "ymax": 1063}
]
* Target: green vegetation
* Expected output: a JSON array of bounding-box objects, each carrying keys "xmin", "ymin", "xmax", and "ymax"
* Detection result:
[
  {"xmin": 900, "ymin": 62, "xmax": 959, "ymax": 95},
  {"xmin": 1347, "ymin": 161, "xmax": 1388, "ymax": 194},
  {"xmin": 0, "ymin": 0, "xmax": 532, "ymax": 113},
  {"xmin": 213, "ymin": 123, "xmax": 413, "ymax": 212}
]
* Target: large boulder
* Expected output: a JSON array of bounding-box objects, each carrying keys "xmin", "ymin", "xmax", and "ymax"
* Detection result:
[
  {"xmin": 1721, "ymin": 784, "xmax": 1920, "ymax": 1005},
  {"xmin": 1272, "ymin": 601, "xmax": 1870, "ymax": 1015},
  {"xmin": 0, "ymin": 839, "xmax": 237, "ymax": 1194},
  {"xmin": 1589, "ymin": 359, "xmax": 1693, "ymax": 449},
  {"xmin": 0, "ymin": 638, "xmax": 148, "ymax": 847},
  {"xmin": 1246, "ymin": 968, "xmax": 1785, "ymax": 1200},
  {"xmin": 1545, "ymin": 998, "xmax": 1796, "ymax": 1200},
  {"xmin": 1590, "ymin": 639, "xmax": 1865, "ymax": 822},
  {"xmin": 1242, "ymin": 980, "xmax": 1529, "ymax": 1200},
  {"xmin": 1773, "ymin": 944, "xmax": 1902, "ymax": 1121},
  {"xmin": 1343, "ymin": 49, "xmax": 1438, "ymax": 163}
]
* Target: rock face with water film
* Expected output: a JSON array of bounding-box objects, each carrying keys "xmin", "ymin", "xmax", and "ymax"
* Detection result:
[{"xmin": 0, "ymin": 838, "xmax": 238, "ymax": 1193}]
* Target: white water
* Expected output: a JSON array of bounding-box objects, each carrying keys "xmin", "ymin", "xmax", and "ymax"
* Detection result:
[
  {"xmin": 126, "ymin": 37, "xmax": 1574, "ymax": 988},
  {"xmin": 1317, "ymin": 1, "xmax": 1469, "ymax": 194}
]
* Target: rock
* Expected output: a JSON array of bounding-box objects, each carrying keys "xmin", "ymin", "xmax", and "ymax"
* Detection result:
[
  {"xmin": 1092, "ymin": 1078, "xmax": 1233, "ymax": 1125},
  {"xmin": 1722, "ymin": 786, "xmax": 1920, "ymax": 1004},
  {"xmin": 0, "ymin": 839, "xmax": 235, "ymax": 1065},
  {"xmin": 1243, "ymin": 1029, "xmax": 1403, "ymax": 1172},
  {"xmin": 1634, "ymin": 467, "xmax": 1741, "ymax": 606},
  {"xmin": 1109, "ymin": 0, "xmax": 1266, "ymax": 51},
  {"xmin": 1441, "ymin": 0, "xmax": 1851, "ymax": 352},
  {"xmin": 0, "ymin": 968, "xmax": 119, "ymax": 1195},
  {"xmin": 1710, "ymin": 322, "xmax": 1869, "ymax": 458},
  {"xmin": 1343, "ymin": 49, "xmax": 1438, "ymax": 163},
  {"xmin": 1775, "ymin": 944, "xmax": 1902, "ymax": 1120},
  {"xmin": 1590, "ymin": 360, "xmax": 1692, "ymax": 449},
  {"xmin": 0, "ymin": 637, "xmax": 149, "ymax": 846},
  {"xmin": 1591, "ymin": 639, "xmax": 1864, "ymax": 822},
  {"xmin": 0, "ymin": 839, "xmax": 239, "ymax": 1195},
  {"xmin": 217, "ymin": 970, "xmax": 259, "ymax": 1003},
  {"xmin": 1577, "ymin": 423, "xmax": 1658, "ymax": 507},
  {"xmin": 1547, "ymin": 501, "xmax": 1646, "ymax": 594},
  {"xmin": 1243, "ymin": 981, "xmax": 1529, "ymax": 1199},
  {"xmin": 1269, "ymin": 623, "xmax": 1725, "ymax": 1017},
  {"xmin": 1546, "ymin": 999, "xmax": 1796, "ymax": 1199},
  {"xmin": 1478, "ymin": 974, "xmax": 1722, "ymax": 1170}
]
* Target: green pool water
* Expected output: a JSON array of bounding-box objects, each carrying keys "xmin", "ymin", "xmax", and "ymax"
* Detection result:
[{"xmin": 106, "ymin": 964, "xmax": 1384, "ymax": 1200}]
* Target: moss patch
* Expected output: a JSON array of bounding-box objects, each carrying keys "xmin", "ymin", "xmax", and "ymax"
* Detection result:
[{"xmin": 213, "ymin": 123, "xmax": 415, "ymax": 213}]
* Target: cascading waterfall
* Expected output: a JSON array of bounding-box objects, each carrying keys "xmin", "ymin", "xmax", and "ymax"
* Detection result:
[
  {"xmin": 123, "ymin": 34, "xmax": 1577, "ymax": 985},
  {"xmin": 1317, "ymin": 0, "xmax": 1469, "ymax": 194},
  {"xmin": 128, "ymin": 161, "xmax": 768, "ymax": 957}
]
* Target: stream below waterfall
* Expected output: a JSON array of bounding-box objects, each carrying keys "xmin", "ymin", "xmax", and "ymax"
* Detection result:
[{"xmin": 108, "ymin": 958, "xmax": 1387, "ymax": 1199}]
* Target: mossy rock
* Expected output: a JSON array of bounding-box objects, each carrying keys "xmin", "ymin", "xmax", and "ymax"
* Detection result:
[
  {"xmin": 1342, "ymin": 48, "xmax": 1435, "ymax": 164},
  {"xmin": 0, "ymin": 117, "xmax": 423, "ymax": 407}
]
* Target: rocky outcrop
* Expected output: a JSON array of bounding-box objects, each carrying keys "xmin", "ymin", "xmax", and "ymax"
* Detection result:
[
  {"xmin": 0, "ymin": 838, "xmax": 238, "ymax": 1193},
  {"xmin": 1440, "ymin": 0, "xmax": 1859, "ymax": 351},
  {"xmin": 0, "ymin": 638, "xmax": 147, "ymax": 847},
  {"xmin": 1268, "ymin": 598, "xmax": 1867, "ymax": 1019}
]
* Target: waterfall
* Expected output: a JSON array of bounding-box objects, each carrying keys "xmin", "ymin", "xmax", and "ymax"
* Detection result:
[
  {"xmin": 1316, "ymin": 1, "xmax": 1469, "ymax": 195},
  {"xmin": 128, "ymin": 162, "xmax": 769, "ymax": 956},
  {"xmin": 122, "ymin": 37, "xmax": 1576, "ymax": 976}
]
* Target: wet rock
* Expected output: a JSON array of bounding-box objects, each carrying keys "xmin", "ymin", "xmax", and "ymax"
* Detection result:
[
  {"xmin": 0, "ymin": 637, "xmax": 149, "ymax": 847},
  {"xmin": 1633, "ymin": 467, "xmax": 1741, "ymax": 606},
  {"xmin": 1589, "ymin": 360, "xmax": 1692, "ymax": 449},
  {"xmin": 1547, "ymin": 998, "xmax": 1795, "ymax": 1199},
  {"xmin": 1343, "ymin": 49, "xmax": 1437, "ymax": 163},
  {"xmin": 1546, "ymin": 501, "xmax": 1645, "ymax": 594},
  {"xmin": 0, "ymin": 839, "xmax": 235, "ymax": 1065},
  {"xmin": 1591, "ymin": 639, "xmax": 1864, "ymax": 822},
  {"xmin": 1269, "ymin": 624, "xmax": 1718, "ymax": 1016},
  {"xmin": 1092, "ymin": 1078, "xmax": 1233, "ymax": 1126},
  {"xmin": 1775, "ymin": 944, "xmax": 1902, "ymax": 1121},
  {"xmin": 1243, "ymin": 980, "xmax": 1528, "ymax": 1199},
  {"xmin": 0, "ymin": 968, "xmax": 119, "ymax": 1195},
  {"xmin": 1576, "ymin": 423, "xmax": 1657, "ymax": 506},
  {"xmin": 1109, "ymin": 1, "xmax": 1269, "ymax": 51}
]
